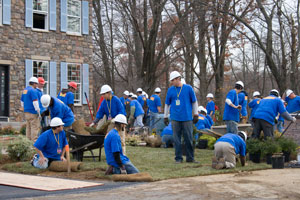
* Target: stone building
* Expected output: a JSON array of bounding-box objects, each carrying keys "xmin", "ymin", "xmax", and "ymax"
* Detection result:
[{"xmin": 0, "ymin": 0, "xmax": 94, "ymax": 123}]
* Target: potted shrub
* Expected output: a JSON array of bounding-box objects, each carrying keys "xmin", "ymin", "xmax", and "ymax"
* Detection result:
[
  {"xmin": 246, "ymin": 138, "xmax": 263, "ymax": 163},
  {"xmin": 276, "ymin": 137, "xmax": 298, "ymax": 162},
  {"xmin": 262, "ymin": 137, "xmax": 282, "ymax": 164}
]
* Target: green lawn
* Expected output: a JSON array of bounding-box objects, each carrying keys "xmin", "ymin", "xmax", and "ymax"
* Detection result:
[{"xmin": 1, "ymin": 146, "xmax": 271, "ymax": 181}]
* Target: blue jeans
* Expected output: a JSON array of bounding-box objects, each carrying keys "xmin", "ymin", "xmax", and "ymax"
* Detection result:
[
  {"xmin": 162, "ymin": 135, "xmax": 174, "ymax": 148},
  {"xmin": 112, "ymin": 161, "xmax": 139, "ymax": 174},
  {"xmin": 32, "ymin": 154, "xmax": 49, "ymax": 169},
  {"xmin": 172, "ymin": 120, "xmax": 194, "ymax": 162},
  {"xmin": 276, "ymin": 121, "xmax": 284, "ymax": 133},
  {"xmin": 149, "ymin": 111, "xmax": 159, "ymax": 132},
  {"xmin": 225, "ymin": 120, "xmax": 238, "ymax": 134}
]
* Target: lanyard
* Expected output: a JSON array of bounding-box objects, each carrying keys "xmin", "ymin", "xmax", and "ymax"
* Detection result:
[
  {"xmin": 176, "ymin": 85, "xmax": 183, "ymax": 99},
  {"xmin": 53, "ymin": 132, "xmax": 59, "ymax": 145},
  {"xmin": 106, "ymin": 96, "xmax": 112, "ymax": 115}
]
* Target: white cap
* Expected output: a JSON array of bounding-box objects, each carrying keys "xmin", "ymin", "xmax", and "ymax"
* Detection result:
[
  {"xmin": 270, "ymin": 89, "xmax": 279, "ymax": 97},
  {"xmin": 123, "ymin": 90, "xmax": 130, "ymax": 96},
  {"xmin": 198, "ymin": 106, "xmax": 207, "ymax": 114},
  {"xmin": 235, "ymin": 81, "xmax": 244, "ymax": 88},
  {"xmin": 50, "ymin": 117, "xmax": 65, "ymax": 127},
  {"xmin": 142, "ymin": 91, "xmax": 146, "ymax": 96},
  {"xmin": 238, "ymin": 131, "xmax": 247, "ymax": 141},
  {"xmin": 129, "ymin": 92, "xmax": 134, "ymax": 96},
  {"xmin": 100, "ymin": 85, "xmax": 112, "ymax": 94},
  {"xmin": 29, "ymin": 77, "xmax": 38, "ymax": 84},
  {"xmin": 154, "ymin": 87, "xmax": 161, "ymax": 93},
  {"xmin": 253, "ymin": 91, "xmax": 260, "ymax": 97},
  {"xmin": 131, "ymin": 94, "xmax": 137, "ymax": 99},
  {"xmin": 41, "ymin": 94, "xmax": 51, "ymax": 108},
  {"xmin": 206, "ymin": 93, "xmax": 214, "ymax": 98},
  {"xmin": 286, "ymin": 89, "xmax": 293, "ymax": 97},
  {"xmin": 113, "ymin": 114, "xmax": 128, "ymax": 125},
  {"xmin": 170, "ymin": 71, "xmax": 181, "ymax": 81},
  {"xmin": 137, "ymin": 88, "xmax": 143, "ymax": 92},
  {"xmin": 181, "ymin": 78, "xmax": 186, "ymax": 84}
]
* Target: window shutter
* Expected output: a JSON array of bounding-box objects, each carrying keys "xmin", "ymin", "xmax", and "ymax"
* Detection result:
[
  {"xmin": 25, "ymin": 59, "xmax": 33, "ymax": 87},
  {"xmin": 82, "ymin": 1, "xmax": 89, "ymax": 35},
  {"xmin": 60, "ymin": 62, "xmax": 68, "ymax": 90},
  {"xmin": 82, "ymin": 64, "xmax": 89, "ymax": 104},
  {"xmin": 49, "ymin": 0, "xmax": 56, "ymax": 31},
  {"xmin": 50, "ymin": 62, "xmax": 57, "ymax": 97},
  {"xmin": 25, "ymin": 0, "xmax": 33, "ymax": 28},
  {"xmin": 60, "ymin": 0, "xmax": 67, "ymax": 32},
  {"xmin": 2, "ymin": 0, "xmax": 11, "ymax": 25}
]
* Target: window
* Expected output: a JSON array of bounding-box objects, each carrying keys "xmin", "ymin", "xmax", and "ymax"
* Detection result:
[
  {"xmin": 67, "ymin": 63, "xmax": 81, "ymax": 104},
  {"xmin": 0, "ymin": 0, "xmax": 2, "ymax": 26},
  {"xmin": 67, "ymin": 0, "xmax": 81, "ymax": 34},
  {"xmin": 33, "ymin": 0, "xmax": 48, "ymax": 30},
  {"xmin": 33, "ymin": 60, "xmax": 49, "ymax": 94}
]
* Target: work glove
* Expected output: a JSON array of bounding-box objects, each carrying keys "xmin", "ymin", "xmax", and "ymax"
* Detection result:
[
  {"xmin": 89, "ymin": 122, "xmax": 95, "ymax": 127},
  {"xmin": 292, "ymin": 117, "xmax": 296, "ymax": 123},
  {"xmin": 164, "ymin": 118, "xmax": 169, "ymax": 126},
  {"xmin": 120, "ymin": 166, "xmax": 127, "ymax": 174},
  {"xmin": 193, "ymin": 115, "xmax": 198, "ymax": 124}
]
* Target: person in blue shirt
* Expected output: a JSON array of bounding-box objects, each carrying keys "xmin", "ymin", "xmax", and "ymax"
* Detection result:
[
  {"xmin": 21, "ymin": 77, "xmax": 41, "ymax": 141},
  {"xmin": 128, "ymin": 95, "xmax": 145, "ymax": 127},
  {"xmin": 196, "ymin": 106, "xmax": 210, "ymax": 131},
  {"xmin": 212, "ymin": 131, "xmax": 247, "ymax": 169},
  {"xmin": 285, "ymin": 89, "xmax": 300, "ymax": 113},
  {"xmin": 160, "ymin": 122, "xmax": 174, "ymax": 148},
  {"xmin": 37, "ymin": 77, "xmax": 47, "ymax": 129},
  {"xmin": 119, "ymin": 90, "xmax": 129, "ymax": 111},
  {"xmin": 104, "ymin": 114, "xmax": 139, "ymax": 174},
  {"xmin": 57, "ymin": 82, "xmax": 77, "ymax": 114},
  {"xmin": 248, "ymin": 91, "xmax": 261, "ymax": 127},
  {"xmin": 206, "ymin": 114, "xmax": 214, "ymax": 128},
  {"xmin": 40, "ymin": 95, "xmax": 75, "ymax": 128},
  {"xmin": 148, "ymin": 87, "xmax": 162, "ymax": 132},
  {"xmin": 164, "ymin": 71, "xmax": 199, "ymax": 164},
  {"xmin": 206, "ymin": 93, "xmax": 215, "ymax": 118},
  {"xmin": 136, "ymin": 88, "xmax": 145, "ymax": 107},
  {"xmin": 252, "ymin": 89, "xmax": 296, "ymax": 139},
  {"xmin": 238, "ymin": 91, "xmax": 248, "ymax": 124},
  {"xmin": 223, "ymin": 81, "xmax": 243, "ymax": 134},
  {"xmin": 32, "ymin": 117, "xmax": 69, "ymax": 169}
]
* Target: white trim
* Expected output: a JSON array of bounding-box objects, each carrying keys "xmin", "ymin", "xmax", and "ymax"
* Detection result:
[
  {"xmin": 67, "ymin": 62, "xmax": 82, "ymax": 106},
  {"xmin": 66, "ymin": 0, "xmax": 81, "ymax": 35},
  {"xmin": 0, "ymin": 0, "xmax": 2, "ymax": 26},
  {"xmin": 31, "ymin": 55, "xmax": 51, "ymax": 60},
  {"xmin": 32, "ymin": 0, "xmax": 49, "ymax": 30},
  {"xmin": 32, "ymin": 60, "xmax": 50, "ymax": 95}
]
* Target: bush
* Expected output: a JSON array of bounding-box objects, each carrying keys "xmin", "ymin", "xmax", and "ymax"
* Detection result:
[
  {"xmin": 276, "ymin": 137, "xmax": 298, "ymax": 153},
  {"xmin": 261, "ymin": 137, "xmax": 281, "ymax": 156},
  {"xmin": 198, "ymin": 134, "xmax": 217, "ymax": 149},
  {"xmin": 0, "ymin": 126, "xmax": 16, "ymax": 135},
  {"xmin": 246, "ymin": 138, "xmax": 263, "ymax": 154},
  {"xmin": 20, "ymin": 125, "xmax": 26, "ymax": 135},
  {"xmin": 7, "ymin": 135, "xmax": 34, "ymax": 161}
]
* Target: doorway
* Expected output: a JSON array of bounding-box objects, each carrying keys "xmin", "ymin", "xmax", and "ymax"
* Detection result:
[{"xmin": 0, "ymin": 65, "xmax": 9, "ymax": 118}]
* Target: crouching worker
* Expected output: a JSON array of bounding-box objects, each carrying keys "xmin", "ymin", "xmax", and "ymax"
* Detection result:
[
  {"xmin": 32, "ymin": 117, "xmax": 69, "ymax": 169},
  {"xmin": 212, "ymin": 131, "xmax": 247, "ymax": 169},
  {"xmin": 104, "ymin": 114, "xmax": 139, "ymax": 174}
]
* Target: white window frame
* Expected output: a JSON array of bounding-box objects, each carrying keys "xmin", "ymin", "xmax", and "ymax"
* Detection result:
[
  {"xmin": 0, "ymin": 0, "xmax": 2, "ymax": 26},
  {"xmin": 67, "ymin": 63, "xmax": 82, "ymax": 105},
  {"xmin": 67, "ymin": 0, "xmax": 81, "ymax": 35},
  {"xmin": 32, "ymin": 60, "xmax": 50, "ymax": 94},
  {"xmin": 32, "ymin": 0, "xmax": 49, "ymax": 31}
]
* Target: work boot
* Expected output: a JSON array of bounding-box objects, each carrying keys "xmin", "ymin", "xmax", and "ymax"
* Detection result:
[
  {"xmin": 212, "ymin": 156, "xmax": 218, "ymax": 169},
  {"xmin": 216, "ymin": 158, "xmax": 225, "ymax": 170}
]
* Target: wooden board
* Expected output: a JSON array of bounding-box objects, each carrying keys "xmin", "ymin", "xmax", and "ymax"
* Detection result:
[{"xmin": 0, "ymin": 172, "xmax": 103, "ymax": 191}]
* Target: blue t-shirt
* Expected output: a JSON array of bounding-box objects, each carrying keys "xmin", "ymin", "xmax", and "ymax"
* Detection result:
[
  {"xmin": 206, "ymin": 115, "xmax": 214, "ymax": 128},
  {"xmin": 161, "ymin": 123, "xmax": 173, "ymax": 137},
  {"xmin": 57, "ymin": 91, "xmax": 74, "ymax": 106},
  {"xmin": 238, "ymin": 92, "xmax": 248, "ymax": 117},
  {"xmin": 248, "ymin": 98, "xmax": 260, "ymax": 120},
  {"xmin": 104, "ymin": 129, "xmax": 130, "ymax": 167},
  {"xmin": 119, "ymin": 97, "xmax": 126, "ymax": 109},
  {"xmin": 206, "ymin": 101, "xmax": 215, "ymax": 116},
  {"xmin": 49, "ymin": 98, "xmax": 74, "ymax": 124},
  {"xmin": 96, "ymin": 96, "xmax": 126, "ymax": 120},
  {"xmin": 36, "ymin": 88, "xmax": 45, "ymax": 113},
  {"xmin": 195, "ymin": 114, "xmax": 210, "ymax": 130},
  {"xmin": 165, "ymin": 84, "xmax": 197, "ymax": 121},
  {"xmin": 34, "ymin": 129, "xmax": 68, "ymax": 160},
  {"xmin": 137, "ymin": 95, "xmax": 145, "ymax": 107},
  {"xmin": 223, "ymin": 89, "xmax": 240, "ymax": 122},
  {"xmin": 148, "ymin": 94, "xmax": 162, "ymax": 113},
  {"xmin": 21, "ymin": 86, "xmax": 39, "ymax": 114},
  {"xmin": 285, "ymin": 96, "xmax": 300, "ymax": 113},
  {"xmin": 216, "ymin": 133, "xmax": 246, "ymax": 156},
  {"xmin": 253, "ymin": 95, "xmax": 286, "ymax": 125},
  {"xmin": 130, "ymin": 99, "xmax": 145, "ymax": 118}
]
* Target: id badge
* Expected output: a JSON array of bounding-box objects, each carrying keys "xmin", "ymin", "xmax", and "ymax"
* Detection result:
[
  {"xmin": 108, "ymin": 115, "xmax": 112, "ymax": 121},
  {"xmin": 176, "ymin": 99, "xmax": 180, "ymax": 106},
  {"xmin": 57, "ymin": 147, "xmax": 62, "ymax": 154}
]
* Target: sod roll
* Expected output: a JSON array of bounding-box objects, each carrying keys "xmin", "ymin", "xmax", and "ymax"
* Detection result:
[
  {"xmin": 48, "ymin": 161, "xmax": 82, "ymax": 172},
  {"xmin": 112, "ymin": 172, "xmax": 153, "ymax": 182},
  {"xmin": 72, "ymin": 119, "xmax": 90, "ymax": 135}
]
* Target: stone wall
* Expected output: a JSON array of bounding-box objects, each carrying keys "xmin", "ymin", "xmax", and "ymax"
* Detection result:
[{"xmin": 0, "ymin": 0, "xmax": 94, "ymax": 122}]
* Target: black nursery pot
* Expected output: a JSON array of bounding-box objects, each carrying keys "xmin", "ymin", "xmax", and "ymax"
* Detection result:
[
  {"xmin": 249, "ymin": 152, "xmax": 261, "ymax": 163},
  {"xmin": 266, "ymin": 154, "xmax": 272, "ymax": 165},
  {"xmin": 197, "ymin": 139, "xmax": 208, "ymax": 149},
  {"xmin": 272, "ymin": 155, "xmax": 285, "ymax": 169},
  {"xmin": 282, "ymin": 151, "xmax": 290, "ymax": 162}
]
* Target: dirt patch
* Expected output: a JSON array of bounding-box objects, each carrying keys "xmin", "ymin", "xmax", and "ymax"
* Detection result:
[{"xmin": 0, "ymin": 154, "xmax": 14, "ymax": 165}]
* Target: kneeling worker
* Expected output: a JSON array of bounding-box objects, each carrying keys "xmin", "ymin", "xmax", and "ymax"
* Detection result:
[
  {"xmin": 32, "ymin": 117, "xmax": 69, "ymax": 169},
  {"xmin": 212, "ymin": 131, "xmax": 247, "ymax": 169},
  {"xmin": 104, "ymin": 114, "xmax": 139, "ymax": 174}
]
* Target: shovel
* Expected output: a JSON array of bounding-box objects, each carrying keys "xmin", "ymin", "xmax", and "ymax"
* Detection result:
[{"xmin": 280, "ymin": 112, "xmax": 299, "ymax": 138}]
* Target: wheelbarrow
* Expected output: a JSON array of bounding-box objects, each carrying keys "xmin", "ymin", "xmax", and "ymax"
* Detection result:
[{"xmin": 66, "ymin": 130, "xmax": 105, "ymax": 162}]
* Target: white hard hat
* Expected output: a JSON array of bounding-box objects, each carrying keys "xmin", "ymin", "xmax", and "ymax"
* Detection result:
[
  {"xmin": 181, "ymin": 78, "xmax": 186, "ymax": 84},
  {"xmin": 113, "ymin": 114, "xmax": 127, "ymax": 125},
  {"xmin": 129, "ymin": 92, "xmax": 134, "ymax": 97},
  {"xmin": 238, "ymin": 131, "xmax": 247, "ymax": 141},
  {"xmin": 142, "ymin": 91, "xmax": 146, "ymax": 96},
  {"xmin": 137, "ymin": 88, "xmax": 143, "ymax": 92},
  {"xmin": 198, "ymin": 106, "xmax": 207, "ymax": 114},
  {"xmin": 206, "ymin": 93, "xmax": 214, "ymax": 98},
  {"xmin": 253, "ymin": 91, "xmax": 260, "ymax": 97},
  {"xmin": 270, "ymin": 89, "xmax": 279, "ymax": 97},
  {"xmin": 29, "ymin": 77, "xmax": 38, "ymax": 84},
  {"xmin": 169, "ymin": 71, "xmax": 181, "ymax": 81},
  {"xmin": 235, "ymin": 81, "xmax": 244, "ymax": 88},
  {"xmin": 145, "ymin": 93, "xmax": 148, "ymax": 99},
  {"xmin": 100, "ymin": 84, "xmax": 112, "ymax": 94},
  {"xmin": 154, "ymin": 87, "xmax": 161, "ymax": 93},
  {"xmin": 286, "ymin": 89, "xmax": 293, "ymax": 97},
  {"xmin": 41, "ymin": 94, "xmax": 51, "ymax": 108},
  {"xmin": 50, "ymin": 117, "xmax": 65, "ymax": 127},
  {"xmin": 132, "ymin": 94, "xmax": 137, "ymax": 99},
  {"xmin": 123, "ymin": 90, "xmax": 130, "ymax": 96}
]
